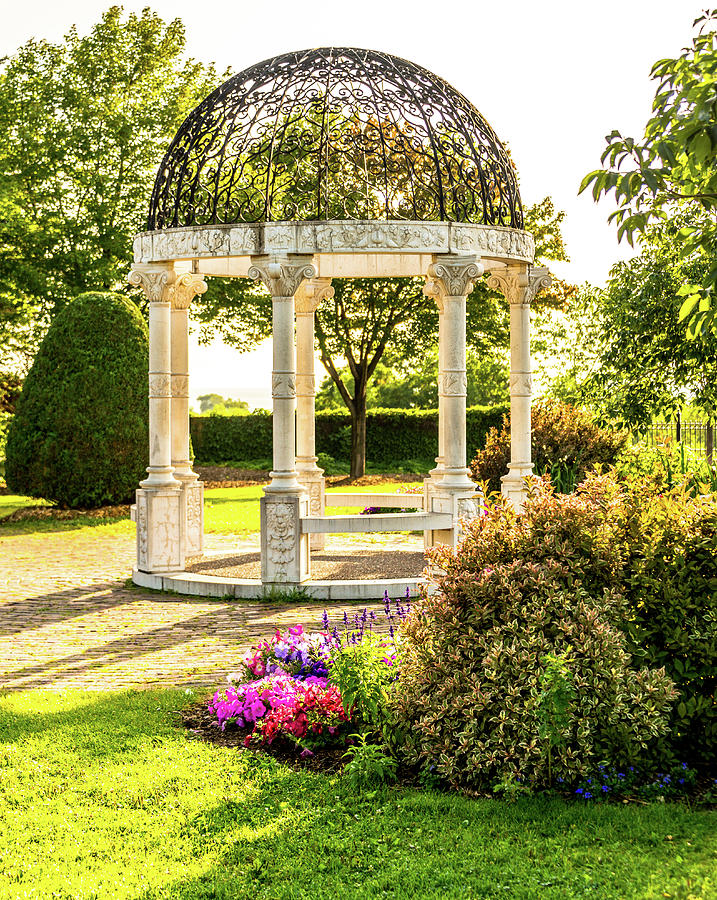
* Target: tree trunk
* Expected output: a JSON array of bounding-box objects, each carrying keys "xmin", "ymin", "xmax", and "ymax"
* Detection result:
[{"xmin": 350, "ymin": 386, "xmax": 367, "ymax": 479}]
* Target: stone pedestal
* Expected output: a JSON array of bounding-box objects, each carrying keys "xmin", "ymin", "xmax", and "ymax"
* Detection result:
[
  {"xmin": 260, "ymin": 494, "xmax": 311, "ymax": 586},
  {"xmin": 135, "ymin": 487, "xmax": 184, "ymax": 573}
]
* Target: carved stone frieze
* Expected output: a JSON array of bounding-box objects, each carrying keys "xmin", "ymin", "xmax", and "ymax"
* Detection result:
[
  {"xmin": 184, "ymin": 483, "xmax": 204, "ymax": 557},
  {"xmin": 153, "ymin": 228, "xmax": 230, "ymax": 260},
  {"xmin": 438, "ymin": 371, "xmax": 468, "ymax": 397},
  {"xmin": 172, "ymin": 272, "xmax": 208, "ymax": 309},
  {"xmin": 295, "ymin": 374, "xmax": 315, "ymax": 397},
  {"xmin": 136, "ymin": 491, "xmax": 148, "ymax": 569},
  {"xmin": 171, "ymin": 374, "xmax": 190, "ymax": 398},
  {"xmin": 295, "ymin": 277, "xmax": 334, "ymax": 313},
  {"xmin": 149, "ymin": 373, "xmax": 172, "ymax": 398},
  {"xmin": 265, "ymin": 501, "xmax": 297, "ymax": 576},
  {"xmin": 133, "ymin": 222, "xmax": 536, "ymax": 265},
  {"xmin": 509, "ymin": 373, "xmax": 533, "ymax": 397},
  {"xmin": 229, "ymin": 225, "xmax": 261, "ymax": 254},
  {"xmin": 248, "ymin": 256, "xmax": 316, "ymax": 298},
  {"xmin": 424, "ymin": 255, "xmax": 483, "ymax": 305},
  {"xmin": 272, "ymin": 373, "xmax": 296, "ymax": 399}
]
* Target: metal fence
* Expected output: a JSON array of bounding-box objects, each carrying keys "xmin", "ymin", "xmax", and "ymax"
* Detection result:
[{"xmin": 643, "ymin": 421, "xmax": 715, "ymax": 460}]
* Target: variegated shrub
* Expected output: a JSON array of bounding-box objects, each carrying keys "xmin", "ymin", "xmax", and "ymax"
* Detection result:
[{"xmin": 391, "ymin": 475, "xmax": 677, "ymax": 789}]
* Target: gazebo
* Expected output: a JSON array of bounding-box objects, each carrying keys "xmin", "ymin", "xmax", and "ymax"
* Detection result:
[{"xmin": 129, "ymin": 47, "xmax": 550, "ymax": 598}]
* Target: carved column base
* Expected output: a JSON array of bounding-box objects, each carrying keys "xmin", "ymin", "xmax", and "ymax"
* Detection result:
[
  {"xmin": 423, "ymin": 484, "xmax": 483, "ymax": 550},
  {"xmin": 260, "ymin": 494, "xmax": 310, "ymax": 587},
  {"xmin": 297, "ymin": 463, "xmax": 325, "ymax": 551},
  {"xmin": 500, "ymin": 462, "xmax": 535, "ymax": 514},
  {"xmin": 135, "ymin": 486, "xmax": 185, "ymax": 574},
  {"xmin": 179, "ymin": 479, "xmax": 204, "ymax": 557}
]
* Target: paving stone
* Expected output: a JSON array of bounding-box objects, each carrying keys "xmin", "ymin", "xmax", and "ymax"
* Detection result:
[{"xmin": 0, "ymin": 531, "xmax": 386, "ymax": 692}]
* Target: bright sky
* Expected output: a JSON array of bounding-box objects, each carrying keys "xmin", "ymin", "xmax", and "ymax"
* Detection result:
[{"xmin": 3, "ymin": 0, "xmax": 704, "ymax": 408}]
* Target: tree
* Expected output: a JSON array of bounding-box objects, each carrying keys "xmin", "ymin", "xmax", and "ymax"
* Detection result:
[
  {"xmin": 0, "ymin": 6, "xmax": 223, "ymax": 354},
  {"xmin": 580, "ymin": 10, "xmax": 717, "ymax": 337},
  {"xmin": 5, "ymin": 292, "xmax": 149, "ymax": 507},
  {"xmin": 196, "ymin": 393, "xmax": 249, "ymax": 415},
  {"xmin": 197, "ymin": 196, "xmax": 570, "ymax": 478},
  {"xmin": 551, "ymin": 212, "xmax": 717, "ymax": 428},
  {"xmin": 315, "ymin": 347, "xmax": 509, "ymax": 411}
]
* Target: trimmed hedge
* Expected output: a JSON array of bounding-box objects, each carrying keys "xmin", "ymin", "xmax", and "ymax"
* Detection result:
[
  {"xmin": 190, "ymin": 404, "xmax": 508, "ymax": 467},
  {"xmin": 5, "ymin": 292, "xmax": 148, "ymax": 507}
]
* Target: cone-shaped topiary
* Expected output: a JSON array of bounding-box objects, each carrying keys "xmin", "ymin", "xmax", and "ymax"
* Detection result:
[{"xmin": 5, "ymin": 292, "xmax": 148, "ymax": 507}]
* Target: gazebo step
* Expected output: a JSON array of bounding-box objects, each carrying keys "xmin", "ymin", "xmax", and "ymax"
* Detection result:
[
  {"xmin": 326, "ymin": 492, "xmax": 424, "ymax": 509},
  {"xmin": 300, "ymin": 511, "xmax": 452, "ymax": 534}
]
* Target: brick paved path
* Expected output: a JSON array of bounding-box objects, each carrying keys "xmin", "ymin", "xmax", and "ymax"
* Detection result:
[{"xmin": 0, "ymin": 530, "xmax": 382, "ymax": 692}]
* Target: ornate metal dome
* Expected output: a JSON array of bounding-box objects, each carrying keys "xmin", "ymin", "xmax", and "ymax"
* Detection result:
[{"xmin": 148, "ymin": 47, "xmax": 523, "ymax": 231}]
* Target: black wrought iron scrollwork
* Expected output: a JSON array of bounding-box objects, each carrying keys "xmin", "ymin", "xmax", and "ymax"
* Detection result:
[{"xmin": 147, "ymin": 47, "xmax": 523, "ymax": 230}]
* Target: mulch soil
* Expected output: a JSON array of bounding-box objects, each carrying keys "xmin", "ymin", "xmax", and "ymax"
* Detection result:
[{"xmin": 180, "ymin": 696, "xmax": 350, "ymax": 775}]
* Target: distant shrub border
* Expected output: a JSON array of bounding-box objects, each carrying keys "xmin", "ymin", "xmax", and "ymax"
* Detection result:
[{"xmin": 190, "ymin": 404, "xmax": 508, "ymax": 468}]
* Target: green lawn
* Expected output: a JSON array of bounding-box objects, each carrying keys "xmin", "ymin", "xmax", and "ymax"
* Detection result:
[
  {"xmin": 0, "ymin": 482, "xmax": 419, "ymax": 536},
  {"xmin": 0, "ymin": 690, "xmax": 714, "ymax": 899}
]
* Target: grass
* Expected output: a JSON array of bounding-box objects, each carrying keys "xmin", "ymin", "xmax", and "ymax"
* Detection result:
[
  {"xmin": 0, "ymin": 482, "xmax": 419, "ymax": 537},
  {"xmin": 0, "ymin": 690, "xmax": 714, "ymax": 899}
]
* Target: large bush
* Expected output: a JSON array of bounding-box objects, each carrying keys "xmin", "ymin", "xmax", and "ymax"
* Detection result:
[
  {"xmin": 5, "ymin": 292, "xmax": 148, "ymax": 507},
  {"xmin": 391, "ymin": 475, "xmax": 677, "ymax": 789},
  {"xmin": 471, "ymin": 400, "xmax": 628, "ymax": 493}
]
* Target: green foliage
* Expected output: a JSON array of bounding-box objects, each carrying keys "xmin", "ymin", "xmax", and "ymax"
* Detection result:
[
  {"xmin": 316, "ymin": 346, "xmax": 509, "ymax": 411},
  {"xmin": 567, "ymin": 214, "xmax": 717, "ymax": 426},
  {"xmin": 471, "ymin": 400, "xmax": 628, "ymax": 493},
  {"xmin": 391, "ymin": 474, "xmax": 677, "ymax": 790},
  {"xmin": 0, "ymin": 7, "xmax": 223, "ymax": 353},
  {"xmin": 5, "ymin": 292, "xmax": 148, "ymax": 507},
  {"xmin": 619, "ymin": 484, "xmax": 717, "ymax": 767},
  {"xmin": 196, "ymin": 393, "xmax": 249, "ymax": 415},
  {"xmin": 580, "ymin": 10, "xmax": 717, "ymax": 336},
  {"xmin": 329, "ymin": 633, "xmax": 396, "ymax": 728},
  {"xmin": 342, "ymin": 732, "xmax": 399, "ymax": 786},
  {"xmin": 191, "ymin": 404, "xmax": 507, "ymax": 469},
  {"xmin": 537, "ymin": 652, "xmax": 576, "ymax": 786}
]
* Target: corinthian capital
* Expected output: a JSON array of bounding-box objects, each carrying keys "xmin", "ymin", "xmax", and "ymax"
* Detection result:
[
  {"xmin": 128, "ymin": 264, "xmax": 176, "ymax": 303},
  {"xmin": 487, "ymin": 265, "xmax": 552, "ymax": 305},
  {"xmin": 248, "ymin": 255, "xmax": 316, "ymax": 298},
  {"xmin": 423, "ymin": 255, "xmax": 483, "ymax": 309},
  {"xmin": 295, "ymin": 277, "xmax": 334, "ymax": 314},
  {"xmin": 173, "ymin": 272, "xmax": 208, "ymax": 310}
]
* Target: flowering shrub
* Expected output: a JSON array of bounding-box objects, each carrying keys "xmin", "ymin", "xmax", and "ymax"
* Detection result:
[
  {"xmin": 470, "ymin": 400, "xmax": 627, "ymax": 494},
  {"xmin": 209, "ymin": 597, "xmax": 410, "ymax": 755},
  {"xmin": 390, "ymin": 475, "xmax": 677, "ymax": 790},
  {"xmin": 210, "ymin": 673, "xmax": 350, "ymax": 749},
  {"xmin": 230, "ymin": 624, "xmax": 331, "ymax": 683}
]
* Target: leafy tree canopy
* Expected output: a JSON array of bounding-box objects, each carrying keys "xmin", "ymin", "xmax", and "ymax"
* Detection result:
[
  {"xmin": 550, "ymin": 211, "xmax": 717, "ymax": 427},
  {"xmin": 0, "ymin": 6, "xmax": 223, "ymax": 364},
  {"xmin": 580, "ymin": 10, "xmax": 717, "ymax": 337}
]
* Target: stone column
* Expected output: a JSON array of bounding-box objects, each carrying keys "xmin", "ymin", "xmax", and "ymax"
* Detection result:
[
  {"xmin": 171, "ymin": 272, "xmax": 207, "ymax": 557},
  {"xmin": 248, "ymin": 256, "xmax": 316, "ymax": 586},
  {"xmin": 295, "ymin": 277, "xmax": 334, "ymax": 551},
  {"xmin": 128, "ymin": 264, "xmax": 184, "ymax": 574},
  {"xmin": 487, "ymin": 265, "xmax": 552, "ymax": 512},
  {"xmin": 423, "ymin": 255, "xmax": 483, "ymax": 547}
]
